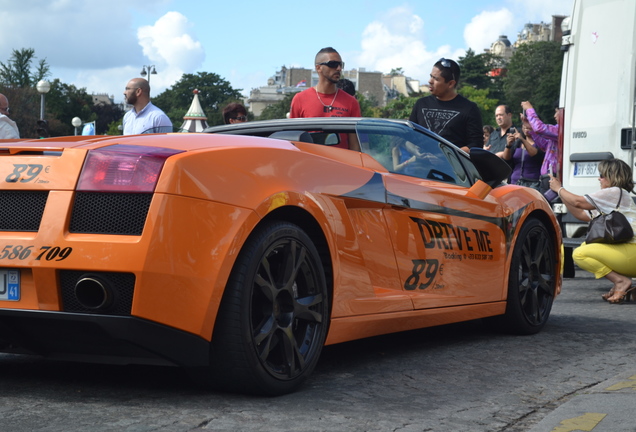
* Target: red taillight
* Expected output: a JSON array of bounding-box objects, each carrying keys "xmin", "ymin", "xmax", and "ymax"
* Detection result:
[{"xmin": 77, "ymin": 145, "xmax": 183, "ymax": 192}]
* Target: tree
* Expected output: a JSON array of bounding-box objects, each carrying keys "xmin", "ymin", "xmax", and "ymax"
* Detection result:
[
  {"xmin": 0, "ymin": 86, "xmax": 40, "ymax": 138},
  {"xmin": 379, "ymin": 94, "xmax": 421, "ymax": 119},
  {"xmin": 458, "ymin": 49, "xmax": 504, "ymax": 108},
  {"xmin": 91, "ymin": 102, "xmax": 124, "ymax": 135},
  {"xmin": 44, "ymin": 79, "xmax": 94, "ymax": 137},
  {"xmin": 458, "ymin": 86, "xmax": 499, "ymax": 127},
  {"xmin": 152, "ymin": 72, "xmax": 244, "ymax": 127},
  {"xmin": 0, "ymin": 48, "xmax": 52, "ymax": 138},
  {"xmin": 106, "ymin": 119, "xmax": 123, "ymax": 135},
  {"xmin": 356, "ymin": 93, "xmax": 380, "ymax": 118},
  {"xmin": 0, "ymin": 48, "xmax": 50, "ymax": 88},
  {"xmin": 503, "ymin": 41, "xmax": 563, "ymax": 122}
]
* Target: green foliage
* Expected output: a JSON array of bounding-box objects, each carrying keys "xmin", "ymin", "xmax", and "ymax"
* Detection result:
[
  {"xmin": 503, "ymin": 41, "xmax": 563, "ymax": 122},
  {"xmin": 357, "ymin": 93, "xmax": 380, "ymax": 117},
  {"xmin": 0, "ymin": 86, "xmax": 40, "ymax": 138},
  {"xmin": 0, "ymin": 48, "xmax": 52, "ymax": 137},
  {"xmin": 379, "ymin": 94, "xmax": 420, "ymax": 119},
  {"xmin": 259, "ymin": 92, "xmax": 295, "ymax": 120},
  {"xmin": 458, "ymin": 86, "xmax": 499, "ymax": 127},
  {"xmin": 152, "ymin": 72, "xmax": 243, "ymax": 127},
  {"xmin": 458, "ymin": 48, "xmax": 504, "ymax": 103},
  {"xmin": 0, "ymin": 48, "xmax": 50, "ymax": 88},
  {"xmin": 106, "ymin": 119, "xmax": 123, "ymax": 135},
  {"xmin": 44, "ymin": 79, "xmax": 95, "ymax": 137},
  {"xmin": 92, "ymin": 101, "xmax": 124, "ymax": 135}
]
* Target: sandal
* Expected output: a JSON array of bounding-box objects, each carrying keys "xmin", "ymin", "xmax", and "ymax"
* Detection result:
[
  {"xmin": 607, "ymin": 286, "xmax": 636, "ymax": 304},
  {"xmin": 602, "ymin": 289, "xmax": 615, "ymax": 301}
]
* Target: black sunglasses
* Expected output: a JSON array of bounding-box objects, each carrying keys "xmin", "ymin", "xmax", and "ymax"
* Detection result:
[
  {"xmin": 231, "ymin": 115, "xmax": 247, "ymax": 121},
  {"xmin": 437, "ymin": 58, "xmax": 456, "ymax": 82},
  {"xmin": 317, "ymin": 60, "xmax": 344, "ymax": 69}
]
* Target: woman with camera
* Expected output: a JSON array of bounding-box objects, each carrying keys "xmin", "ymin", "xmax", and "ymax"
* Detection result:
[
  {"xmin": 502, "ymin": 123, "xmax": 544, "ymax": 191},
  {"xmin": 550, "ymin": 159, "xmax": 636, "ymax": 304}
]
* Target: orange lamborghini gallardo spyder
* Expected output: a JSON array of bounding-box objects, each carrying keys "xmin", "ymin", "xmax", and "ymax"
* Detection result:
[{"xmin": 0, "ymin": 117, "xmax": 561, "ymax": 395}]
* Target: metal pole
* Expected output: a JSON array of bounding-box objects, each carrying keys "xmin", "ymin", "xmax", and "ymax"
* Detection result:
[{"xmin": 40, "ymin": 94, "xmax": 45, "ymax": 120}]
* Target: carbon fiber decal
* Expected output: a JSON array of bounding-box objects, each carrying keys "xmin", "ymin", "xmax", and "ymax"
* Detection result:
[
  {"xmin": 340, "ymin": 172, "xmax": 387, "ymax": 203},
  {"xmin": 341, "ymin": 172, "xmax": 529, "ymax": 247}
]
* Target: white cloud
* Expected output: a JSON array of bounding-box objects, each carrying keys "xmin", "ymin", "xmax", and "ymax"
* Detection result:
[
  {"xmin": 0, "ymin": 2, "xmax": 206, "ymax": 102},
  {"xmin": 137, "ymin": 11, "xmax": 204, "ymax": 72},
  {"xmin": 0, "ymin": 0, "xmax": 146, "ymax": 69},
  {"xmin": 50, "ymin": 10, "xmax": 205, "ymax": 103},
  {"xmin": 355, "ymin": 6, "xmax": 464, "ymax": 86},
  {"xmin": 464, "ymin": 9, "xmax": 516, "ymax": 53},
  {"xmin": 136, "ymin": 11, "xmax": 205, "ymax": 93}
]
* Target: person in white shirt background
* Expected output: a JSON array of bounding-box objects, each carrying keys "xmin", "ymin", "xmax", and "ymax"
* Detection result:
[{"xmin": 0, "ymin": 93, "xmax": 19, "ymax": 139}]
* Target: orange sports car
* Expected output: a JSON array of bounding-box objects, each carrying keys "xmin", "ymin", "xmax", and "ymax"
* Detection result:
[{"xmin": 0, "ymin": 117, "xmax": 561, "ymax": 395}]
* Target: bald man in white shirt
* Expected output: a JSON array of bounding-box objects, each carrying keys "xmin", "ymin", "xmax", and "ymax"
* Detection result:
[{"xmin": 0, "ymin": 94, "xmax": 19, "ymax": 139}]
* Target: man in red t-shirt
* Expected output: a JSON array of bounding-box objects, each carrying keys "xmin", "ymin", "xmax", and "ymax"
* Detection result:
[{"xmin": 290, "ymin": 47, "xmax": 361, "ymax": 150}]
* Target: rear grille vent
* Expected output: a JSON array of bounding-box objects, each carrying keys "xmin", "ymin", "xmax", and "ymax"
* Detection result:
[
  {"xmin": 70, "ymin": 192, "xmax": 152, "ymax": 235},
  {"xmin": 0, "ymin": 191, "xmax": 48, "ymax": 231}
]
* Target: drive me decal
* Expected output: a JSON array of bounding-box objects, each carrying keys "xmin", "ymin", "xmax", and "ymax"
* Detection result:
[{"xmin": 404, "ymin": 216, "xmax": 495, "ymax": 291}]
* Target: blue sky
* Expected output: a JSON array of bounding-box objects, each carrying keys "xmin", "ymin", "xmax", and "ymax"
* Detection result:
[{"xmin": 0, "ymin": 0, "xmax": 573, "ymax": 104}]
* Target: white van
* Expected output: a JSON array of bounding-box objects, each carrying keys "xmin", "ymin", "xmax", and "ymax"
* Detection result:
[{"xmin": 557, "ymin": 0, "xmax": 636, "ymax": 274}]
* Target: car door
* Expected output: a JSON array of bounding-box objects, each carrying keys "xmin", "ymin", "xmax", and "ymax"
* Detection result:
[{"xmin": 357, "ymin": 120, "xmax": 508, "ymax": 309}]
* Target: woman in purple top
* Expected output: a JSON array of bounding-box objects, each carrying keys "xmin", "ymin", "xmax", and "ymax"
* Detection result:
[
  {"xmin": 502, "ymin": 124, "xmax": 544, "ymax": 190},
  {"xmin": 521, "ymin": 101, "xmax": 559, "ymax": 173},
  {"xmin": 521, "ymin": 101, "xmax": 559, "ymax": 200}
]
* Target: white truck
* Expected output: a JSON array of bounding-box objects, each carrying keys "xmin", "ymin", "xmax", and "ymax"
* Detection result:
[{"xmin": 557, "ymin": 0, "xmax": 636, "ymax": 275}]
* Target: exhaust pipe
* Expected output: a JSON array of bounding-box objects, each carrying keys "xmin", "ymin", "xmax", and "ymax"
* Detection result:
[{"xmin": 75, "ymin": 276, "xmax": 113, "ymax": 310}]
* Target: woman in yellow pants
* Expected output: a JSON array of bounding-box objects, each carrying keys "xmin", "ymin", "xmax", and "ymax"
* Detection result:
[{"xmin": 549, "ymin": 159, "xmax": 636, "ymax": 303}]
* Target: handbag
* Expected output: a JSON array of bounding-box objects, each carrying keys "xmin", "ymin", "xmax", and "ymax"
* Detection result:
[
  {"xmin": 539, "ymin": 174, "xmax": 551, "ymax": 194},
  {"xmin": 585, "ymin": 191, "xmax": 634, "ymax": 244},
  {"xmin": 516, "ymin": 177, "xmax": 541, "ymax": 190}
]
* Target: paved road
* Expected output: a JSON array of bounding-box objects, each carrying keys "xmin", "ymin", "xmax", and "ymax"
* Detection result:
[{"xmin": 0, "ymin": 270, "xmax": 634, "ymax": 432}]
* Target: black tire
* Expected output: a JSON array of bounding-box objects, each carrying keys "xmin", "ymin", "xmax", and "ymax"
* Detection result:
[
  {"xmin": 486, "ymin": 218, "xmax": 556, "ymax": 335},
  {"xmin": 206, "ymin": 221, "xmax": 329, "ymax": 395}
]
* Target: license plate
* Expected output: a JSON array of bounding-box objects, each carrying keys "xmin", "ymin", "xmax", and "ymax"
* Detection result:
[
  {"xmin": 0, "ymin": 269, "xmax": 20, "ymax": 301},
  {"xmin": 573, "ymin": 161, "xmax": 599, "ymax": 177}
]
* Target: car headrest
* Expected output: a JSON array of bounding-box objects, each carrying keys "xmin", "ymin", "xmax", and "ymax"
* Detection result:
[{"xmin": 269, "ymin": 131, "xmax": 314, "ymax": 143}]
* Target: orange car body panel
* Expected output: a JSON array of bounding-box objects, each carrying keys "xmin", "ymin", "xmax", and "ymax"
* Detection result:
[{"xmin": 0, "ymin": 132, "xmax": 562, "ymax": 351}]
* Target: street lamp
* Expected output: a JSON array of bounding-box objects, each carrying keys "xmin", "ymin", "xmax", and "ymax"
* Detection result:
[
  {"xmin": 140, "ymin": 65, "xmax": 157, "ymax": 86},
  {"xmin": 36, "ymin": 80, "xmax": 51, "ymax": 120},
  {"xmin": 72, "ymin": 117, "xmax": 82, "ymax": 136}
]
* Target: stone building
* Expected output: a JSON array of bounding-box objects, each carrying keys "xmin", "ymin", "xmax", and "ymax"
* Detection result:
[
  {"xmin": 91, "ymin": 93, "xmax": 114, "ymax": 105},
  {"xmin": 382, "ymin": 74, "xmax": 421, "ymax": 99},
  {"xmin": 515, "ymin": 15, "xmax": 566, "ymax": 47},
  {"xmin": 485, "ymin": 15, "xmax": 567, "ymax": 61},
  {"xmin": 487, "ymin": 35, "xmax": 515, "ymax": 62}
]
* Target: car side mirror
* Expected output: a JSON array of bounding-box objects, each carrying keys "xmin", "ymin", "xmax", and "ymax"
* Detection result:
[{"xmin": 469, "ymin": 148, "xmax": 512, "ymax": 188}]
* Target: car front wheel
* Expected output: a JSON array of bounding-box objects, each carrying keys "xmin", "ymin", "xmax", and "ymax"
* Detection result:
[{"xmin": 486, "ymin": 218, "xmax": 556, "ymax": 335}]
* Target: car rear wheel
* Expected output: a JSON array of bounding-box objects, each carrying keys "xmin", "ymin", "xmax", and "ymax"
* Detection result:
[
  {"xmin": 207, "ymin": 220, "xmax": 329, "ymax": 395},
  {"xmin": 486, "ymin": 218, "xmax": 556, "ymax": 335}
]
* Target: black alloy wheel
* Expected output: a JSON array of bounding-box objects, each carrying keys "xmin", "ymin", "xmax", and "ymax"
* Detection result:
[
  {"xmin": 487, "ymin": 218, "xmax": 556, "ymax": 335},
  {"xmin": 209, "ymin": 220, "xmax": 329, "ymax": 395}
]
